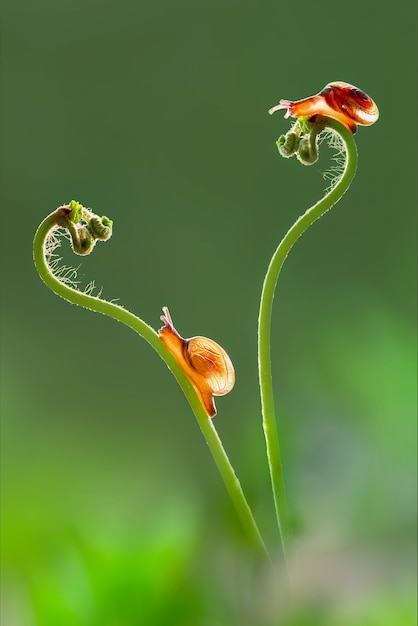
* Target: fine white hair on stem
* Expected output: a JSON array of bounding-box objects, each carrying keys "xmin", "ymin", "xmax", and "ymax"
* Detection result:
[
  {"xmin": 319, "ymin": 129, "xmax": 347, "ymax": 194},
  {"xmin": 45, "ymin": 227, "xmax": 105, "ymax": 298}
]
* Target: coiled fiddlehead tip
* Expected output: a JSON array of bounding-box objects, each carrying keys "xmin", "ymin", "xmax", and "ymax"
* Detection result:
[
  {"xmin": 274, "ymin": 118, "xmax": 324, "ymax": 167},
  {"xmin": 89, "ymin": 215, "xmax": 113, "ymax": 241},
  {"xmin": 52, "ymin": 201, "xmax": 113, "ymax": 255},
  {"xmin": 276, "ymin": 131, "xmax": 300, "ymax": 158}
]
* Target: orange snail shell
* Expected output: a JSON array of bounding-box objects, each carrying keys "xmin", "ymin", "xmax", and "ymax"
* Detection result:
[
  {"xmin": 268, "ymin": 82, "xmax": 379, "ymax": 133},
  {"xmin": 158, "ymin": 307, "xmax": 235, "ymax": 418}
]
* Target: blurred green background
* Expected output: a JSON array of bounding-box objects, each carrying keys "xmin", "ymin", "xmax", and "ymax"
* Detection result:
[{"xmin": 1, "ymin": 0, "xmax": 416, "ymax": 624}]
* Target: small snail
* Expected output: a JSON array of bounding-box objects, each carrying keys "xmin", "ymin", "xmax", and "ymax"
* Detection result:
[
  {"xmin": 158, "ymin": 307, "xmax": 235, "ymax": 418},
  {"xmin": 268, "ymin": 82, "xmax": 379, "ymax": 133}
]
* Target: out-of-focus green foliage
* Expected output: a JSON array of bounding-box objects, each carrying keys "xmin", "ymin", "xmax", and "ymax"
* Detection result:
[{"xmin": 1, "ymin": 0, "xmax": 416, "ymax": 623}]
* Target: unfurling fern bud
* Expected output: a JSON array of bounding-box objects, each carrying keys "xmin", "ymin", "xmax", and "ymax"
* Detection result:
[
  {"xmin": 88, "ymin": 215, "xmax": 113, "ymax": 241},
  {"xmin": 297, "ymin": 134, "xmax": 319, "ymax": 165},
  {"xmin": 277, "ymin": 131, "xmax": 300, "ymax": 158}
]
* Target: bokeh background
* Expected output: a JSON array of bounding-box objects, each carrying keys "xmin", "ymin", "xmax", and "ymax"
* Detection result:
[{"xmin": 1, "ymin": 0, "xmax": 416, "ymax": 624}]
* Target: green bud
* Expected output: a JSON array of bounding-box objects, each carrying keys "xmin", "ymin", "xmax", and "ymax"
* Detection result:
[
  {"xmin": 71, "ymin": 225, "xmax": 96, "ymax": 255},
  {"xmin": 89, "ymin": 215, "xmax": 113, "ymax": 241},
  {"xmin": 277, "ymin": 132, "xmax": 299, "ymax": 158},
  {"xmin": 297, "ymin": 135, "xmax": 319, "ymax": 165},
  {"xmin": 69, "ymin": 200, "xmax": 83, "ymax": 223}
]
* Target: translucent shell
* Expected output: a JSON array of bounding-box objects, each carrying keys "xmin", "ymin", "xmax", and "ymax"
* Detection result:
[
  {"xmin": 158, "ymin": 307, "xmax": 235, "ymax": 418},
  {"xmin": 268, "ymin": 82, "xmax": 379, "ymax": 133}
]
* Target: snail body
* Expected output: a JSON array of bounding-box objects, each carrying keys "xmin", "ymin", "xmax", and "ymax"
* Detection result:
[
  {"xmin": 158, "ymin": 307, "xmax": 235, "ymax": 418},
  {"xmin": 268, "ymin": 82, "xmax": 379, "ymax": 133}
]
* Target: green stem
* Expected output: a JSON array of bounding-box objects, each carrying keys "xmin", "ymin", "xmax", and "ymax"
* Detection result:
[
  {"xmin": 33, "ymin": 211, "xmax": 269, "ymax": 560},
  {"xmin": 258, "ymin": 119, "xmax": 358, "ymax": 564}
]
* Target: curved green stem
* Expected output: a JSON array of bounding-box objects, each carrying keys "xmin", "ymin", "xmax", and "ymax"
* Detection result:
[
  {"xmin": 258, "ymin": 118, "xmax": 358, "ymax": 564},
  {"xmin": 33, "ymin": 208, "xmax": 269, "ymax": 560}
]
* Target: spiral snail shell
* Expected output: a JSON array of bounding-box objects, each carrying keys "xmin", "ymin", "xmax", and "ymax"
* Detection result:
[
  {"xmin": 158, "ymin": 307, "xmax": 235, "ymax": 418},
  {"xmin": 268, "ymin": 82, "xmax": 379, "ymax": 133}
]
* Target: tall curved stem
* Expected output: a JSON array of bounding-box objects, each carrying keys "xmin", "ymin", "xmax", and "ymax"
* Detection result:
[{"xmin": 258, "ymin": 119, "xmax": 358, "ymax": 565}]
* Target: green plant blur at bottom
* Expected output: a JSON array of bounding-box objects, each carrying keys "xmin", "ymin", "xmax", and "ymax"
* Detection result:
[{"xmin": 2, "ymin": 444, "xmax": 416, "ymax": 626}]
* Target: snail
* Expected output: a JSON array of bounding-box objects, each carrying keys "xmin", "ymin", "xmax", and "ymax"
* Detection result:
[
  {"xmin": 158, "ymin": 307, "xmax": 235, "ymax": 418},
  {"xmin": 268, "ymin": 82, "xmax": 379, "ymax": 133}
]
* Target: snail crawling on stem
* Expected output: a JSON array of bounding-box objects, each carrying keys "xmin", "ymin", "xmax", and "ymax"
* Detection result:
[
  {"xmin": 268, "ymin": 81, "xmax": 379, "ymax": 134},
  {"xmin": 158, "ymin": 307, "xmax": 235, "ymax": 418}
]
